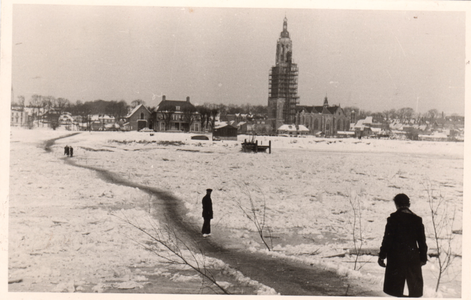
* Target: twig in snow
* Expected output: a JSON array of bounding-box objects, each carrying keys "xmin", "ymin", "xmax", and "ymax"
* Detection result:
[
  {"xmin": 112, "ymin": 212, "xmax": 229, "ymax": 294},
  {"xmin": 234, "ymin": 181, "xmax": 273, "ymax": 251}
]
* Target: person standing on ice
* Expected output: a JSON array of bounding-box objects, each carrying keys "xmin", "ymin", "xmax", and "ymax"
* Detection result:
[
  {"xmin": 378, "ymin": 193, "xmax": 428, "ymax": 297},
  {"xmin": 64, "ymin": 145, "xmax": 69, "ymax": 156},
  {"xmin": 201, "ymin": 189, "xmax": 213, "ymax": 237},
  {"xmin": 69, "ymin": 146, "xmax": 74, "ymax": 157}
]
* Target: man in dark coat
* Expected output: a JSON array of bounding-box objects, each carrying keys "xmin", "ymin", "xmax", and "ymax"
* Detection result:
[
  {"xmin": 69, "ymin": 146, "xmax": 74, "ymax": 157},
  {"xmin": 201, "ymin": 189, "xmax": 213, "ymax": 237},
  {"xmin": 379, "ymin": 193, "xmax": 428, "ymax": 297},
  {"xmin": 64, "ymin": 145, "xmax": 69, "ymax": 156}
]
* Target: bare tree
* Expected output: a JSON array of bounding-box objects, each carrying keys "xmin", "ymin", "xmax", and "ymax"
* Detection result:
[
  {"xmin": 427, "ymin": 109, "xmax": 439, "ymax": 122},
  {"xmin": 182, "ymin": 106, "xmax": 197, "ymax": 132},
  {"xmin": 41, "ymin": 95, "xmax": 55, "ymax": 112},
  {"xmin": 234, "ymin": 182, "xmax": 272, "ymax": 251},
  {"xmin": 348, "ymin": 190, "xmax": 364, "ymax": 271},
  {"xmin": 397, "ymin": 107, "xmax": 415, "ymax": 123},
  {"xmin": 105, "ymin": 100, "xmax": 129, "ymax": 122},
  {"xmin": 424, "ymin": 181, "xmax": 457, "ymax": 292},
  {"xmin": 131, "ymin": 99, "xmax": 146, "ymax": 108},
  {"xmin": 209, "ymin": 108, "xmax": 219, "ymax": 130},
  {"xmin": 29, "ymin": 94, "xmax": 43, "ymax": 127},
  {"xmin": 196, "ymin": 106, "xmax": 211, "ymax": 131},
  {"xmin": 55, "ymin": 97, "xmax": 70, "ymax": 114},
  {"xmin": 16, "ymin": 95, "xmax": 25, "ymax": 107},
  {"xmin": 158, "ymin": 104, "xmax": 176, "ymax": 131}
]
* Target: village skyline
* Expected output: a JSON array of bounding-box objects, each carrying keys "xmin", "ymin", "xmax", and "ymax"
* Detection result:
[{"xmin": 8, "ymin": 2, "xmax": 466, "ymax": 116}]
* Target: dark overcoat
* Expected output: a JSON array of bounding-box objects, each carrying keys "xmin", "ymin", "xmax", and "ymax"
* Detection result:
[
  {"xmin": 202, "ymin": 195, "xmax": 213, "ymax": 220},
  {"xmin": 379, "ymin": 208, "xmax": 428, "ymax": 297}
]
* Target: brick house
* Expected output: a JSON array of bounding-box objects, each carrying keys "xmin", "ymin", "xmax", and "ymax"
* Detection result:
[
  {"xmin": 124, "ymin": 104, "xmax": 152, "ymax": 131},
  {"xmin": 154, "ymin": 95, "xmax": 200, "ymax": 132}
]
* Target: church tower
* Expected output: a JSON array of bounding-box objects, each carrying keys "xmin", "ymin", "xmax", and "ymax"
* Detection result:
[{"xmin": 267, "ymin": 17, "xmax": 299, "ymax": 132}]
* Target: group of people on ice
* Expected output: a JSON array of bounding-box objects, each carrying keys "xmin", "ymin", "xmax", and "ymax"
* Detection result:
[
  {"xmin": 202, "ymin": 189, "xmax": 428, "ymax": 297},
  {"xmin": 64, "ymin": 145, "xmax": 74, "ymax": 157}
]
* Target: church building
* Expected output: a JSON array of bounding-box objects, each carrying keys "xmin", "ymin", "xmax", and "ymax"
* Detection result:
[
  {"xmin": 267, "ymin": 17, "xmax": 299, "ymax": 132},
  {"xmin": 268, "ymin": 18, "xmax": 350, "ymax": 136},
  {"xmin": 295, "ymin": 97, "xmax": 350, "ymax": 137}
]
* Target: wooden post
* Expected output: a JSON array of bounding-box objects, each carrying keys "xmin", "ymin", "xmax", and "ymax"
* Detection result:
[
  {"xmin": 255, "ymin": 140, "xmax": 258, "ymax": 153},
  {"xmin": 269, "ymin": 140, "xmax": 271, "ymax": 154}
]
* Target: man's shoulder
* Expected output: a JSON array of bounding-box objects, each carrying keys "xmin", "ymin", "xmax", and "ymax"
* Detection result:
[{"xmin": 390, "ymin": 210, "xmax": 423, "ymax": 222}]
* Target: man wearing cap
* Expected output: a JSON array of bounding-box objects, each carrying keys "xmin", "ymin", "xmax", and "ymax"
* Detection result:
[
  {"xmin": 202, "ymin": 189, "xmax": 213, "ymax": 237},
  {"xmin": 378, "ymin": 193, "xmax": 428, "ymax": 297}
]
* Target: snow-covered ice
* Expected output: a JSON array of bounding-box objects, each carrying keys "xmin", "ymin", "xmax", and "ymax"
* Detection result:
[{"xmin": 6, "ymin": 127, "xmax": 464, "ymax": 297}]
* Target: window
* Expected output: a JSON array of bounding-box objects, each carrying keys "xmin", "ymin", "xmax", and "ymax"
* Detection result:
[
  {"xmin": 176, "ymin": 106, "xmax": 180, "ymax": 111},
  {"xmin": 140, "ymin": 113, "xmax": 144, "ymax": 119}
]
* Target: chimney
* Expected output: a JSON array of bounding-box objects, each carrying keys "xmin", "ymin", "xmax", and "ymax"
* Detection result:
[
  {"xmin": 186, "ymin": 96, "xmax": 190, "ymax": 102},
  {"xmin": 162, "ymin": 95, "xmax": 166, "ymax": 101}
]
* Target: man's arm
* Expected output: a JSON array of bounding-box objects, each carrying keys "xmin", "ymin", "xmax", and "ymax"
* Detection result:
[
  {"xmin": 379, "ymin": 217, "xmax": 394, "ymax": 260},
  {"xmin": 417, "ymin": 218, "xmax": 428, "ymax": 264}
]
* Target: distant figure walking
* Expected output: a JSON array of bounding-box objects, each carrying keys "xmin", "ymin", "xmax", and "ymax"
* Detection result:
[
  {"xmin": 378, "ymin": 193, "xmax": 428, "ymax": 297},
  {"xmin": 201, "ymin": 189, "xmax": 213, "ymax": 237},
  {"xmin": 69, "ymin": 146, "xmax": 74, "ymax": 157},
  {"xmin": 64, "ymin": 145, "xmax": 69, "ymax": 156}
]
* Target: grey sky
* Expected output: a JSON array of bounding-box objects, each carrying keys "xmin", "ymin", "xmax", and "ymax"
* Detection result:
[{"xmin": 11, "ymin": 4, "xmax": 465, "ymax": 114}]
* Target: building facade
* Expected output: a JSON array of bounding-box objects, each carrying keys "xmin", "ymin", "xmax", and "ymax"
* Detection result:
[
  {"xmin": 267, "ymin": 17, "xmax": 299, "ymax": 132},
  {"xmin": 295, "ymin": 97, "xmax": 350, "ymax": 136},
  {"xmin": 154, "ymin": 95, "xmax": 200, "ymax": 132},
  {"xmin": 124, "ymin": 104, "xmax": 152, "ymax": 131},
  {"xmin": 11, "ymin": 106, "xmax": 29, "ymax": 127}
]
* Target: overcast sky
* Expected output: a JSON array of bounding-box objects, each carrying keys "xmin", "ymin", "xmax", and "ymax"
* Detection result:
[{"xmin": 11, "ymin": 3, "xmax": 466, "ymax": 115}]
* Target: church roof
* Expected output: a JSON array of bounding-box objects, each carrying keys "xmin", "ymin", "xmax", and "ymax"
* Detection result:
[
  {"xmin": 296, "ymin": 105, "xmax": 327, "ymax": 114},
  {"xmin": 326, "ymin": 106, "xmax": 341, "ymax": 114}
]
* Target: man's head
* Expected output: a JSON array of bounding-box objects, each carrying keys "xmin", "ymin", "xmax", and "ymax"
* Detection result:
[
  {"xmin": 393, "ymin": 193, "xmax": 410, "ymax": 209},
  {"xmin": 206, "ymin": 189, "xmax": 212, "ymax": 194}
]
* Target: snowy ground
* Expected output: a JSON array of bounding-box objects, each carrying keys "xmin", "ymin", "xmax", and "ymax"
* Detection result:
[{"xmin": 5, "ymin": 127, "xmax": 465, "ymax": 298}]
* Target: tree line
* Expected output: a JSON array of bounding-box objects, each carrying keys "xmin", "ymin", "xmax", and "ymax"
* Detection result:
[
  {"xmin": 11, "ymin": 95, "xmax": 268, "ymax": 121},
  {"xmin": 12, "ymin": 94, "xmax": 462, "ymax": 126}
]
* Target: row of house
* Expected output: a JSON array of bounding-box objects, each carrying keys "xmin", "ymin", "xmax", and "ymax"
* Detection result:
[
  {"xmin": 124, "ymin": 95, "xmax": 201, "ymax": 132},
  {"xmin": 11, "ymin": 95, "xmax": 464, "ymax": 141},
  {"xmin": 349, "ymin": 116, "xmax": 465, "ymax": 141},
  {"xmin": 11, "ymin": 95, "xmax": 202, "ymax": 132},
  {"xmin": 11, "ymin": 106, "xmax": 64, "ymax": 128}
]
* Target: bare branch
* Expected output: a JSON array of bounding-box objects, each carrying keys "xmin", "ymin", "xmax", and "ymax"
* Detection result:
[{"xmin": 112, "ymin": 213, "xmax": 229, "ymax": 294}]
